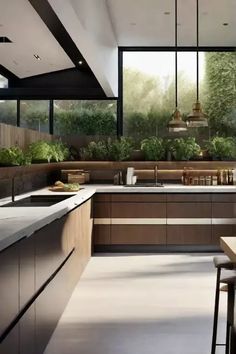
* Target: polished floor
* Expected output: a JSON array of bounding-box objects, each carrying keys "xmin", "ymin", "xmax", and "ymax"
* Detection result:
[{"xmin": 44, "ymin": 254, "xmax": 227, "ymax": 354}]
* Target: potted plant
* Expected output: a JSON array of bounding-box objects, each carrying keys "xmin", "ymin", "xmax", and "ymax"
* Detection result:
[
  {"xmin": 0, "ymin": 146, "xmax": 25, "ymax": 166},
  {"xmin": 107, "ymin": 137, "xmax": 133, "ymax": 161},
  {"xmin": 169, "ymin": 137, "xmax": 201, "ymax": 161},
  {"xmin": 206, "ymin": 137, "xmax": 236, "ymax": 160},
  {"xmin": 28, "ymin": 140, "xmax": 52, "ymax": 163},
  {"xmin": 80, "ymin": 141, "xmax": 109, "ymax": 161},
  {"xmin": 50, "ymin": 141, "xmax": 70, "ymax": 162},
  {"xmin": 140, "ymin": 137, "xmax": 165, "ymax": 161}
]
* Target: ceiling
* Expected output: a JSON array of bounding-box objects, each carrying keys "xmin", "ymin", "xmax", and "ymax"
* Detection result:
[
  {"xmin": 0, "ymin": 0, "xmax": 74, "ymax": 78},
  {"xmin": 0, "ymin": 0, "xmax": 235, "ymax": 91},
  {"xmin": 107, "ymin": 0, "xmax": 236, "ymax": 46}
]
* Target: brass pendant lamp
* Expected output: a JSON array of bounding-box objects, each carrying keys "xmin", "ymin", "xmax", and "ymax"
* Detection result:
[
  {"xmin": 187, "ymin": 0, "xmax": 208, "ymax": 127},
  {"xmin": 168, "ymin": 0, "xmax": 187, "ymax": 132}
]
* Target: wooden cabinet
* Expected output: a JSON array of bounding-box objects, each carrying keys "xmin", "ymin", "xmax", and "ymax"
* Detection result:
[
  {"xmin": 0, "ymin": 198, "xmax": 93, "ymax": 354},
  {"xmin": 0, "ymin": 324, "xmax": 19, "ymax": 354},
  {"xmin": 35, "ymin": 216, "xmax": 68, "ymax": 291},
  {"xmin": 111, "ymin": 225, "xmax": 166, "ymax": 244},
  {"xmin": 93, "ymin": 192, "xmax": 236, "ymax": 248},
  {"xmin": 19, "ymin": 304, "xmax": 35, "ymax": 354},
  {"xmin": 167, "ymin": 225, "xmax": 212, "ymax": 245},
  {"xmin": 0, "ymin": 242, "xmax": 19, "ymax": 337},
  {"xmin": 93, "ymin": 195, "xmax": 111, "ymax": 245},
  {"xmin": 35, "ymin": 252, "xmax": 73, "ymax": 354},
  {"xmin": 212, "ymin": 193, "xmax": 236, "ymax": 245}
]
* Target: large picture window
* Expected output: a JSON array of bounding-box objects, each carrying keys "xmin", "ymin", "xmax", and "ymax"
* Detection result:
[{"xmin": 122, "ymin": 50, "xmax": 236, "ymax": 143}]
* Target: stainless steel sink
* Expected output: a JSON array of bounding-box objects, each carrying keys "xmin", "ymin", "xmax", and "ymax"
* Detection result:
[
  {"xmin": 124, "ymin": 183, "xmax": 164, "ymax": 187},
  {"xmin": 2, "ymin": 194, "xmax": 76, "ymax": 207}
]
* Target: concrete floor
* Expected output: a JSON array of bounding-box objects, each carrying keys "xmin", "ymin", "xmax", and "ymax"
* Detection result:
[{"xmin": 44, "ymin": 254, "xmax": 227, "ymax": 354}]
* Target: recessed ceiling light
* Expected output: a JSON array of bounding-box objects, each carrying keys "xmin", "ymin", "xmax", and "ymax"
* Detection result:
[
  {"xmin": 223, "ymin": 23, "xmax": 229, "ymax": 26},
  {"xmin": 78, "ymin": 60, "xmax": 83, "ymax": 65},
  {"xmin": 164, "ymin": 11, "xmax": 171, "ymax": 15},
  {"xmin": 34, "ymin": 54, "xmax": 41, "ymax": 60}
]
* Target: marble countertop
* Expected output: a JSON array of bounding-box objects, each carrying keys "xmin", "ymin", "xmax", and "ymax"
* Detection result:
[{"xmin": 1, "ymin": 183, "xmax": 236, "ymax": 252}]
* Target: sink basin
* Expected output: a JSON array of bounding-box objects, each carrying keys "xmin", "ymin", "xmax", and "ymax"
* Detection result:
[
  {"xmin": 124, "ymin": 183, "xmax": 164, "ymax": 188},
  {"xmin": 2, "ymin": 194, "xmax": 76, "ymax": 207}
]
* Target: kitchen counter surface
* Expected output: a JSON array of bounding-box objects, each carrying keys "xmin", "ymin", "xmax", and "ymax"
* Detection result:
[{"xmin": 1, "ymin": 183, "xmax": 236, "ymax": 252}]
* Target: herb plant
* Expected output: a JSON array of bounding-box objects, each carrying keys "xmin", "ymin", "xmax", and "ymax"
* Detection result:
[
  {"xmin": 0, "ymin": 146, "xmax": 25, "ymax": 166},
  {"xmin": 140, "ymin": 137, "xmax": 165, "ymax": 161},
  {"xmin": 206, "ymin": 137, "xmax": 236, "ymax": 160},
  {"xmin": 169, "ymin": 138, "xmax": 201, "ymax": 161}
]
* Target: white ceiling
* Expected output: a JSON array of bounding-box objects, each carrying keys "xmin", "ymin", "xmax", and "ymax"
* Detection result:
[
  {"xmin": 0, "ymin": 0, "xmax": 235, "ymax": 89},
  {"xmin": 106, "ymin": 0, "xmax": 236, "ymax": 46},
  {"xmin": 0, "ymin": 0, "xmax": 74, "ymax": 78}
]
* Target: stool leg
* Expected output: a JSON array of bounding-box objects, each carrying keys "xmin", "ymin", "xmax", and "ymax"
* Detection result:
[
  {"xmin": 211, "ymin": 267, "xmax": 221, "ymax": 354},
  {"xmin": 225, "ymin": 322, "xmax": 230, "ymax": 354},
  {"xmin": 228, "ymin": 284, "xmax": 236, "ymax": 354}
]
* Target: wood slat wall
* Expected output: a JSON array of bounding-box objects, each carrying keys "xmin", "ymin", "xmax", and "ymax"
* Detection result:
[{"xmin": 0, "ymin": 123, "xmax": 54, "ymax": 149}]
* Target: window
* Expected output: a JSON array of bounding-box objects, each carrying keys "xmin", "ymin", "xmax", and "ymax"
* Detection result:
[
  {"xmin": 0, "ymin": 74, "xmax": 8, "ymax": 88},
  {"xmin": 20, "ymin": 100, "xmax": 50, "ymax": 133},
  {"xmin": 0, "ymin": 100, "xmax": 17, "ymax": 126},
  {"xmin": 123, "ymin": 51, "xmax": 236, "ymax": 143},
  {"xmin": 54, "ymin": 100, "xmax": 117, "ymax": 136}
]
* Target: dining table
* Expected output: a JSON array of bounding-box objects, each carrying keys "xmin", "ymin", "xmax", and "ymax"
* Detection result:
[{"xmin": 220, "ymin": 237, "xmax": 236, "ymax": 354}]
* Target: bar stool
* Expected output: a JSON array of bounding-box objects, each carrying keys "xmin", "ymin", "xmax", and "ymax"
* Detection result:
[
  {"xmin": 220, "ymin": 271, "xmax": 236, "ymax": 354},
  {"xmin": 211, "ymin": 256, "xmax": 235, "ymax": 354}
]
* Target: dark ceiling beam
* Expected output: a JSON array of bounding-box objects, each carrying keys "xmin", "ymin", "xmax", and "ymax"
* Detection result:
[{"xmin": 28, "ymin": 0, "xmax": 89, "ymax": 70}]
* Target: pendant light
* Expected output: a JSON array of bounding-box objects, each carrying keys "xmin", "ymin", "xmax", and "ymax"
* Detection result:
[
  {"xmin": 187, "ymin": 0, "xmax": 208, "ymax": 127},
  {"xmin": 168, "ymin": 0, "xmax": 187, "ymax": 132}
]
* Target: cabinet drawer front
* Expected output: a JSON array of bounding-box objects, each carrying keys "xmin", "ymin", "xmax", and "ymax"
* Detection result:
[
  {"xmin": 212, "ymin": 225, "xmax": 235, "ymax": 246},
  {"xmin": 93, "ymin": 194, "xmax": 111, "ymax": 202},
  {"xmin": 212, "ymin": 194, "xmax": 236, "ymax": 203},
  {"xmin": 111, "ymin": 225, "xmax": 166, "ymax": 244},
  {"xmin": 93, "ymin": 202, "xmax": 111, "ymax": 218},
  {"xmin": 0, "ymin": 243, "xmax": 19, "ymax": 337},
  {"xmin": 167, "ymin": 203, "xmax": 211, "ymax": 218},
  {"xmin": 111, "ymin": 202, "xmax": 166, "ymax": 218},
  {"xmin": 212, "ymin": 203, "xmax": 236, "ymax": 218},
  {"xmin": 167, "ymin": 194, "xmax": 211, "ymax": 202},
  {"xmin": 167, "ymin": 225, "xmax": 211, "ymax": 245},
  {"xmin": 111, "ymin": 194, "xmax": 166, "ymax": 203},
  {"xmin": 93, "ymin": 225, "xmax": 111, "ymax": 245}
]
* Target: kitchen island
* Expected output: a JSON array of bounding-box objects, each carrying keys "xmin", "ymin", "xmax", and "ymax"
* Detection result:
[{"xmin": 1, "ymin": 184, "xmax": 236, "ymax": 353}]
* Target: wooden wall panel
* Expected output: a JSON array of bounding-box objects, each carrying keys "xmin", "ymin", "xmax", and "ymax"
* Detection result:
[{"xmin": 0, "ymin": 123, "xmax": 54, "ymax": 149}]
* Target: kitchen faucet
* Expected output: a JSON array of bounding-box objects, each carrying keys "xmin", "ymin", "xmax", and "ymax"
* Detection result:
[
  {"xmin": 154, "ymin": 165, "xmax": 158, "ymax": 186},
  {"xmin": 12, "ymin": 176, "xmax": 15, "ymax": 202}
]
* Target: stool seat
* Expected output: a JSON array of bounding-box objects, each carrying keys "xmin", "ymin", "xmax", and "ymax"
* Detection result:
[
  {"xmin": 220, "ymin": 270, "xmax": 236, "ymax": 285},
  {"xmin": 213, "ymin": 255, "xmax": 234, "ymax": 269}
]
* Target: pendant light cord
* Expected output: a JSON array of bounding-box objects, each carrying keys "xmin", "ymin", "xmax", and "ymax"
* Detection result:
[
  {"xmin": 175, "ymin": 0, "xmax": 178, "ymax": 108},
  {"xmin": 196, "ymin": 0, "xmax": 199, "ymax": 101}
]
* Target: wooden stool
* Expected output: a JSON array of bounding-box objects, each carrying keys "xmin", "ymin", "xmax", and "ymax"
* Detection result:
[{"xmin": 211, "ymin": 256, "xmax": 235, "ymax": 354}]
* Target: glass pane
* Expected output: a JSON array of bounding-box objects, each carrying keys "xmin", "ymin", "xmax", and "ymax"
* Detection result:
[
  {"xmin": 202, "ymin": 52, "xmax": 236, "ymax": 138},
  {"xmin": 20, "ymin": 100, "xmax": 50, "ymax": 133},
  {"xmin": 54, "ymin": 100, "xmax": 117, "ymax": 136},
  {"xmin": 0, "ymin": 100, "xmax": 17, "ymax": 126},
  {"xmin": 123, "ymin": 51, "xmax": 211, "ymax": 144},
  {"xmin": 123, "ymin": 51, "xmax": 175, "ymax": 143},
  {"xmin": 0, "ymin": 75, "xmax": 8, "ymax": 88}
]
